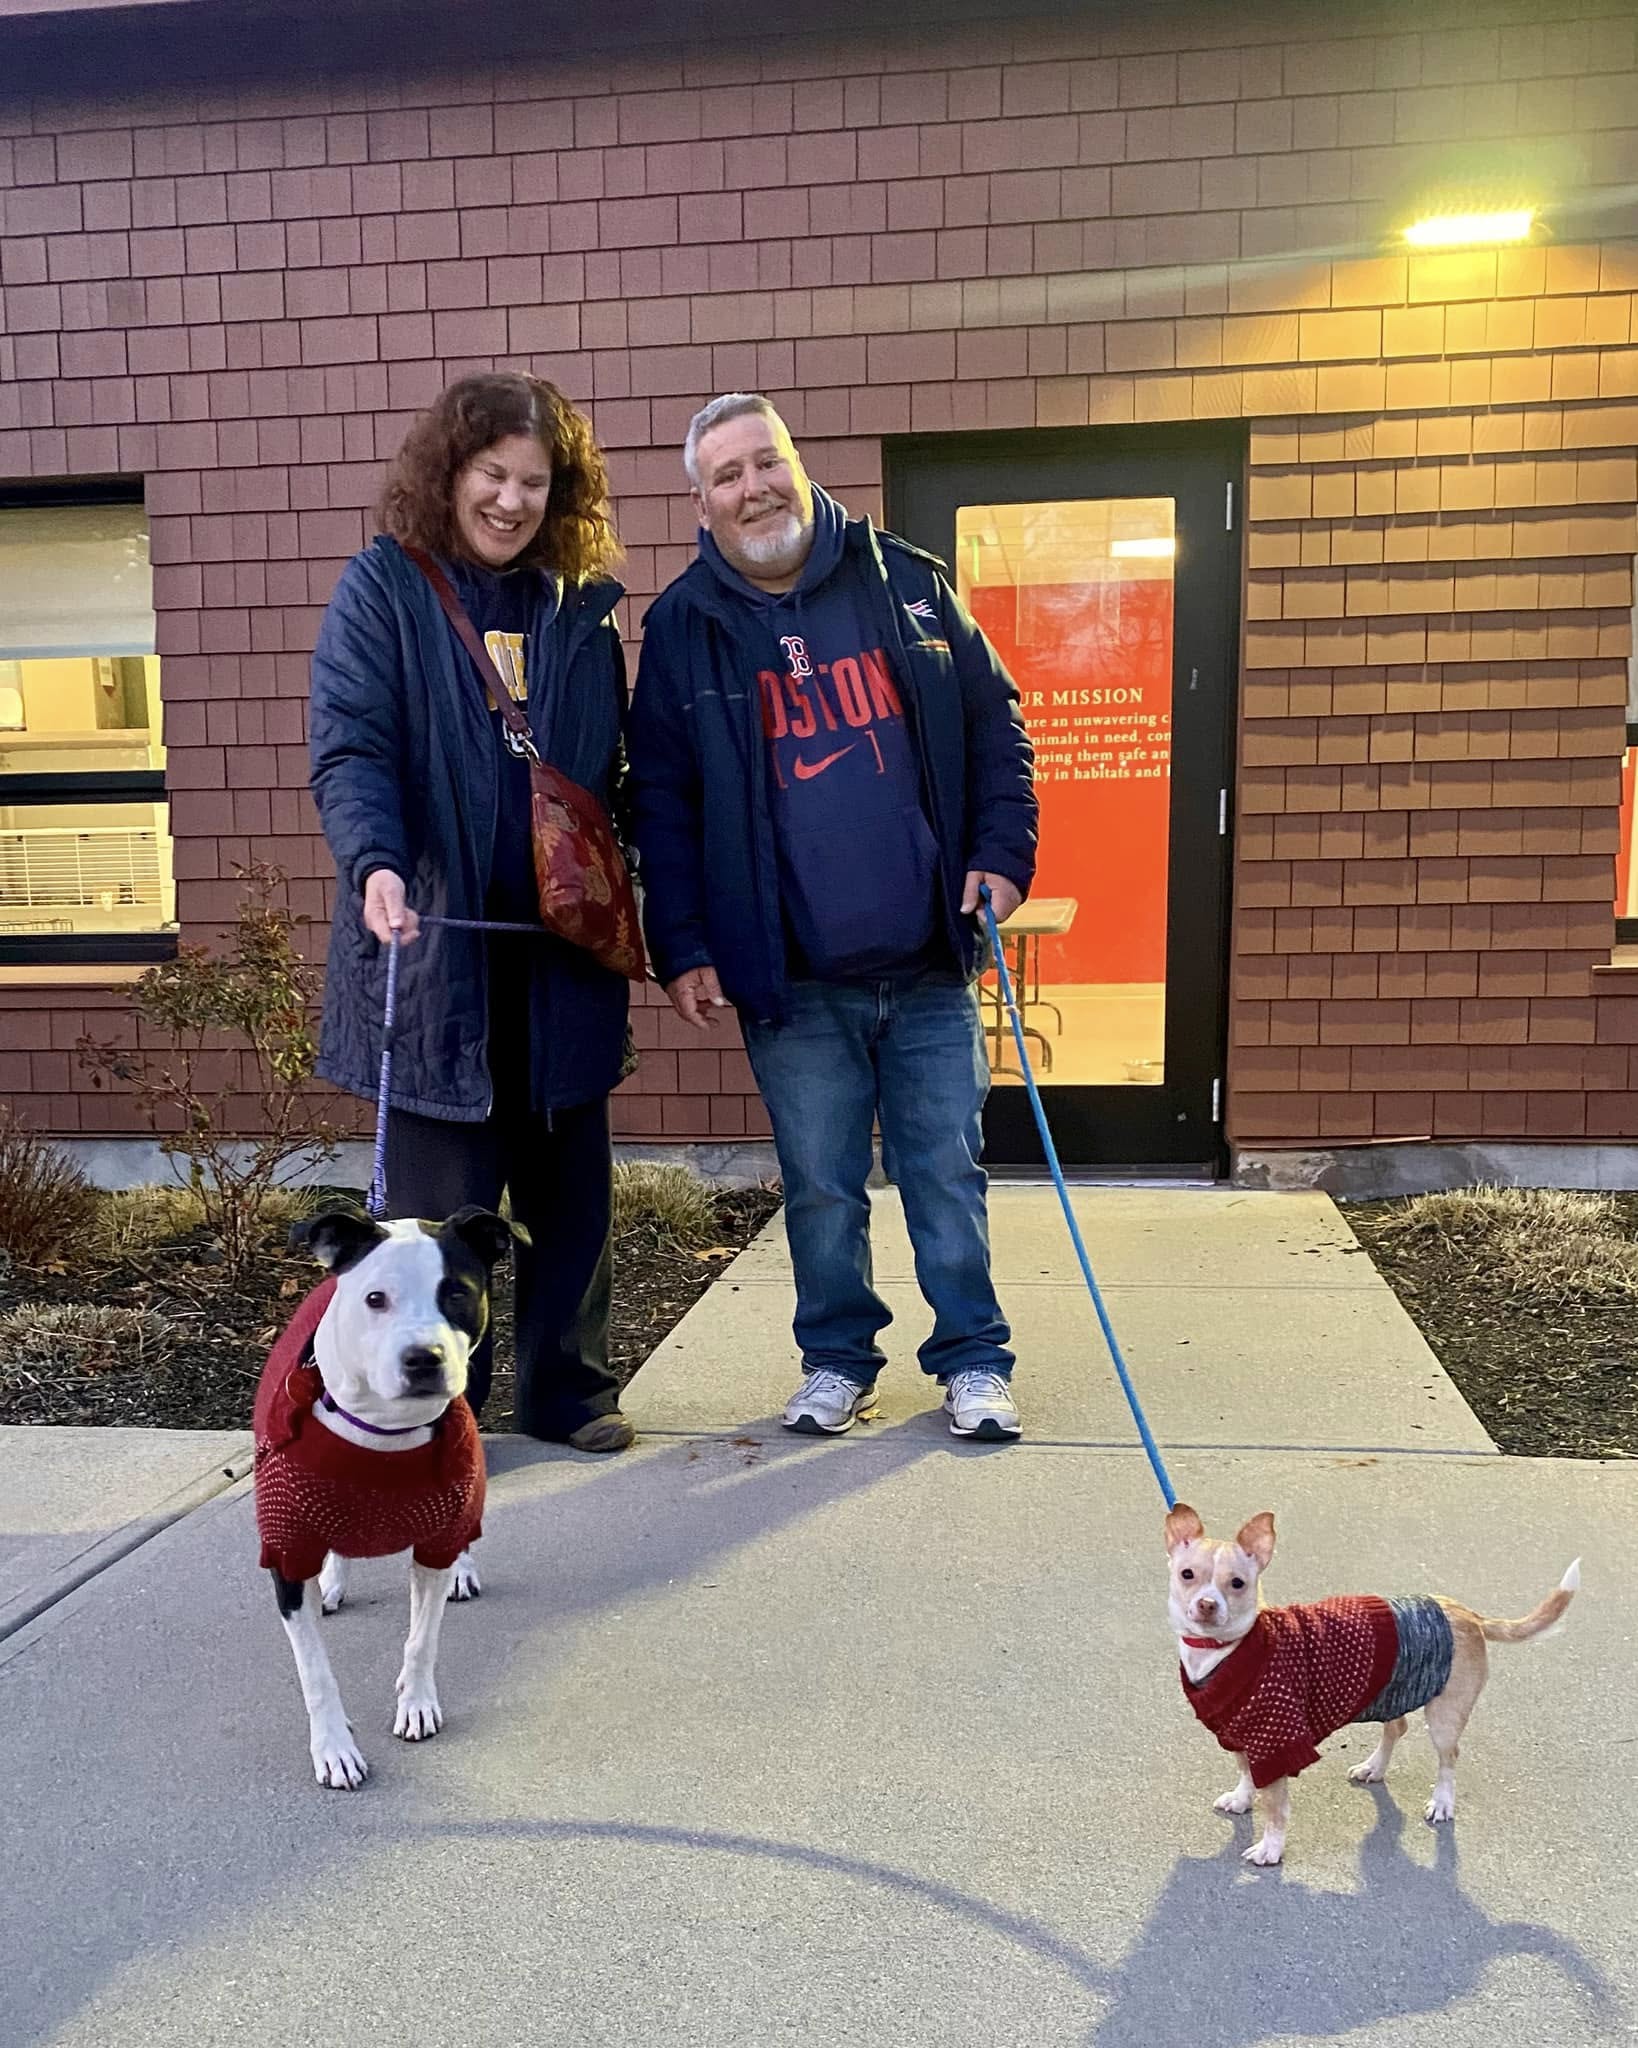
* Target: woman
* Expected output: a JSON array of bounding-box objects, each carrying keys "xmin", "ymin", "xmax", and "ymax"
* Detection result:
[{"xmin": 308, "ymin": 372, "xmax": 635, "ymax": 1452}]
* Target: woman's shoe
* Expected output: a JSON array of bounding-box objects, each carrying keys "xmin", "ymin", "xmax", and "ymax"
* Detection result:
[{"xmin": 565, "ymin": 1412, "xmax": 636, "ymax": 1453}]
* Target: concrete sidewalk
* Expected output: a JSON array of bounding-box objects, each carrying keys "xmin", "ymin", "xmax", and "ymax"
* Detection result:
[
  {"xmin": 0, "ymin": 1424, "xmax": 249, "ymax": 1643},
  {"xmin": 627, "ymin": 1188, "xmax": 1495, "ymax": 1455},
  {"xmin": 3, "ymin": 1190, "xmax": 1630, "ymax": 2048}
]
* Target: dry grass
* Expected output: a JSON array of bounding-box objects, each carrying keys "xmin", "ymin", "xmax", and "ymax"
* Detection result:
[
  {"xmin": 92, "ymin": 1184, "xmax": 207, "ymax": 1261},
  {"xmin": 1372, "ymin": 1184, "xmax": 1638, "ymax": 1305},
  {"xmin": 0, "ymin": 1303, "xmax": 179, "ymax": 1382},
  {"xmin": 611, "ymin": 1161, "xmax": 719, "ymax": 1247},
  {"xmin": 0, "ymin": 1110, "xmax": 102, "ymax": 1271},
  {"xmin": 90, "ymin": 1181, "xmax": 321, "ymax": 1263}
]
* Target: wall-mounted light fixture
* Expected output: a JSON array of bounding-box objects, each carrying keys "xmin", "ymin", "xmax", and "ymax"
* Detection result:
[{"xmin": 1403, "ymin": 207, "xmax": 1536, "ymax": 250}]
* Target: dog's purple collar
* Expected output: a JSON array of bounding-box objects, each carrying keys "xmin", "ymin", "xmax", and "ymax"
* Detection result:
[{"xmin": 319, "ymin": 1389, "xmax": 435, "ymax": 1438}]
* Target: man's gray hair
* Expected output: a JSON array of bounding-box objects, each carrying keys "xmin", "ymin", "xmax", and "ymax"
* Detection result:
[{"xmin": 683, "ymin": 392, "xmax": 787, "ymax": 488}]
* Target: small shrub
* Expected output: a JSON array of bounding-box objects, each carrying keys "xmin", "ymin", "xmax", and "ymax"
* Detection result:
[
  {"xmin": 0, "ymin": 1108, "xmax": 101, "ymax": 1271},
  {"xmin": 612, "ymin": 1161, "xmax": 718, "ymax": 1247},
  {"xmin": 77, "ymin": 862, "xmax": 341, "ymax": 1279},
  {"xmin": 0, "ymin": 1303, "xmax": 177, "ymax": 1382}
]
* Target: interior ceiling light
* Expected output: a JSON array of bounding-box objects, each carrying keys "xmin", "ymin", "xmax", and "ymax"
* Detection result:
[
  {"xmin": 1110, "ymin": 537, "xmax": 1176, "ymax": 559},
  {"xmin": 1403, "ymin": 207, "xmax": 1536, "ymax": 249}
]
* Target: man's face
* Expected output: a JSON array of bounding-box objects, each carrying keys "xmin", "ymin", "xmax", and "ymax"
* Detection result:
[{"xmin": 691, "ymin": 411, "xmax": 815, "ymax": 585}]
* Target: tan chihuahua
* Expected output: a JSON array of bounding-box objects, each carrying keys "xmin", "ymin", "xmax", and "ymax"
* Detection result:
[{"xmin": 1164, "ymin": 1503, "xmax": 1579, "ymax": 1867}]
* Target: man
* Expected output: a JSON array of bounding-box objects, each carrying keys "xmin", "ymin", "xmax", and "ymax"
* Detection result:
[{"xmin": 628, "ymin": 394, "xmax": 1037, "ymax": 1440}]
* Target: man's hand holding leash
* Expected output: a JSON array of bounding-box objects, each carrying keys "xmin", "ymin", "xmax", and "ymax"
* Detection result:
[
  {"xmin": 666, "ymin": 880, "xmax": 1015, "ymax": 1030},
  {"xmin": 667, "ymin": 964, "xmax": 729, "ymax": 1030},
  {"xmin": 962, "ymin": 870, "xmax": 1021, "ymax": 922}
]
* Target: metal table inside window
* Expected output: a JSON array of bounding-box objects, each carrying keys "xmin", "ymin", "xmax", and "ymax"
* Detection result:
[{"xmin": 982, "ymin": 896, "xmax": 1078, "ymax": 1076}]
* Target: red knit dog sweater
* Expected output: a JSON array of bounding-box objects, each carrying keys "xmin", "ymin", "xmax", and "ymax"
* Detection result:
[
  {"xmin": 253, "ymin": 1278, "xmax": 486, "ymax": 1583},
  {"xmin": 1182, "ymin": 1597, "xmax": 1400, "ymax": 1787}
]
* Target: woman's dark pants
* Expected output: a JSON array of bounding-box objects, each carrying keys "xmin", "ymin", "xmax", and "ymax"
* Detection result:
[{"xmin": 383, "ymin": 1091, "xmax": 621, "ymax": 1437}]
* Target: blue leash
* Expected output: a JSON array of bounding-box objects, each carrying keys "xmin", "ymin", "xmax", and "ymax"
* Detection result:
[
  {"xmin": 370, "ymin": 899, "xmax": 1181, "ymax": 1509},
  {"xmin": 366, "ymin": 914, "xmax": 550, "ymax": 1220},
  {"xmin": 980, "ymin": 887, "xmax": 1177, "ymax": 1508}
]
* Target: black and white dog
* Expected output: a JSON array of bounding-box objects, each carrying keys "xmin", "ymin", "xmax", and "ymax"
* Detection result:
[{"xmin": 255, "ymin": 1204, "xmax": 525, "ymax": 1788}]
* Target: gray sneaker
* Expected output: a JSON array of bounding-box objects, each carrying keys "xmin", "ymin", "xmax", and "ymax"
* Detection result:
[
  {"xmin": 783, "ymin": 1369, "xmax": 879, "ymax": 1435},
  {"xmin": 943, "ymin": 1369, "xmax": 1023, "ymax": 1441}
]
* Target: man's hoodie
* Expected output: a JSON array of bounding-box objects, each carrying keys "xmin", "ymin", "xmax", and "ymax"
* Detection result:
[
  {"xmin": 628, "ymin": 491, "xmax": 1037, "ymax": 1023},
  {"xmin": 693, "ymin": 487, "xmax": 943, "ymax": 981}
]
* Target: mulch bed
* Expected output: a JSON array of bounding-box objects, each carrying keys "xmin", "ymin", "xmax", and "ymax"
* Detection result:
[
  {"xmin": 1346, "ymin": 1195, "xmax": 1638, "ymax": 1461},
  {"xmin": 0, "ymin": 1185, "xmax": 780, "ymax": 1431}
]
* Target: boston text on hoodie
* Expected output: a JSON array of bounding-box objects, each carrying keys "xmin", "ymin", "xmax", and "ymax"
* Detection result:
[{"xmin": 695, "ymin": 487, "xmax": 943, "ymax": 981}]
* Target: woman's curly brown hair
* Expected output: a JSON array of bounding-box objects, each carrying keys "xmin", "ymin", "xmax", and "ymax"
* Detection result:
[{"xmin": 377, "ymin": 373, "xmax": 621, "ymax": 580}]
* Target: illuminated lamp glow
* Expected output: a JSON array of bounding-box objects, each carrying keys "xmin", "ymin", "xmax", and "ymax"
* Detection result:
[{"xmin": 1403, "ymin": 208, "xmax": 1535, "ymax": 248}]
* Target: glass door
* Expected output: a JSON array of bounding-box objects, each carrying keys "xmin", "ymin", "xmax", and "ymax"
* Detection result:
[{"xmin": 886, "ymin": 426, "xmax": 1242, "ymax": 1171}]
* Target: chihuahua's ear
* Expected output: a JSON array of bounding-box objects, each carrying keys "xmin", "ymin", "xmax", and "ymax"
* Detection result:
[
  {"xmin": 1164, "ymin": 1503, "xmax": 1205, "ymax": 1553},
  {"xmin": 1234, "ymin": 1512, "xmax": 1277, "ymax": 1570}
]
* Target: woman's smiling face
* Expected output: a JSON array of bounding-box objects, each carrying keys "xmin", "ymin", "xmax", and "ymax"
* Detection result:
[{"xmin": 452, "ymin": 432, "xmax": 553, "ymax": 568}]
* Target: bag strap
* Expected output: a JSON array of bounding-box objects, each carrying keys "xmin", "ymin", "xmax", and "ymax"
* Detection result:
[{"xmin": 404, "ymin": 544, "xmax": 542, "ymax": 763}]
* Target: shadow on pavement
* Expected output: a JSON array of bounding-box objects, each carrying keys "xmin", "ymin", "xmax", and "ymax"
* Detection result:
[
  {"xmin": 3, "ymin": 1421, "xmax": 945, "ymax": 2048},
  {"xmin": 1087, "ymin": 1784, "xmax": 1616, "ymax": 2046},
  {"xmin": 4, "ymin": 1428, "xmax": 1619, "ymax": 2048},
  {"xmin": 403, "ymin": 1783, "xmax": 1618, "ymax": 2048}
]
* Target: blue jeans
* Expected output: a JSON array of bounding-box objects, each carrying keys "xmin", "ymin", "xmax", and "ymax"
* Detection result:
[{"xmin": 743, "ymin": 972, "xmax": 1014, "ymax": 1387}]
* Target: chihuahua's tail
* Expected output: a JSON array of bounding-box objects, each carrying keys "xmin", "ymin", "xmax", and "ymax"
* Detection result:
[{"xmin": 1477, "ymin": 1558, "xmax": 1580, "ymax": 1644}]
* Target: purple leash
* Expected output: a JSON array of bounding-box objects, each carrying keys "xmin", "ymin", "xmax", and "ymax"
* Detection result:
[
  {"xmin": 365, "ymin": 927, "xmax": 402, "ymax": 1219},
  {"xmin": 364, "ymin": 913, "xmax": 551, "ymax": 1221}
]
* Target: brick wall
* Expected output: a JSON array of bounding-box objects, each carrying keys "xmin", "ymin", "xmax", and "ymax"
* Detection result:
[
  {"xmin": 1235, "ymin": 245, "xmax": 1638, "ymax": 1144},
  {"xmin": 2, "ymin": 2, "xmax": 1638, "ymax": 1148}
]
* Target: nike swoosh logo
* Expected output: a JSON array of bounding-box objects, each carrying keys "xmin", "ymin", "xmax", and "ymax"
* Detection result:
[{"xmin": 792, "ymin": 746, "xmax": 855, "ymax": 780}]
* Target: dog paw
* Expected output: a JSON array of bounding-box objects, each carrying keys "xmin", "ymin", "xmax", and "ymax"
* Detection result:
[
  {"xmin": 311, "ymin": 1728, "xmax": 368, "ymax": 1790},
  {"xmin": 1214, "ymin": 1788, "xmax": 1255, "ymax": 1815},
  {"xmin": 1425, "ymin": 1792, "xmax": 1456, "ymax": 1824},
  {"xmin": 319, "ymin": 1557, "xmax": 349, "ymax": 1614},
  {"xmin": 1348, "ymin": 1760, "xmax": 1388, "ymax": 1785},
  {"xmin": 393, "ymin": 1685, "xmax": 443, "ymax": 1741},
  {"xmin": 450, "ymin": 1554, "xmax": 482, "ymax": 1602},
  {"xmin": 1242, "ymin": 1838, "xmax": 1284, "ymax": 1866}
]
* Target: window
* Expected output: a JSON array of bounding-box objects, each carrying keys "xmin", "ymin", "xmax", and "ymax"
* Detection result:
[
  {"xmin": 1620, "ymin": 561, "xmax": 1638, "ymax": 946},
  {"xmin": 958, "ymin": 496, "xmax": 1174, "ymax": 1089},
  {"xmin": 0, "ymin": 490, "xmax": 176, "ymax": 966},
  {"xmin": 1620, "ymin": 732, "xmax": 1638, "ymax": 946}
]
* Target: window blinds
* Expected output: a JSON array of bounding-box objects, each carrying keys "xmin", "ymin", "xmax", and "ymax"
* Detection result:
[{"xmin": 0, "ymin": 504, "xmax": 155, "ymax": 659}]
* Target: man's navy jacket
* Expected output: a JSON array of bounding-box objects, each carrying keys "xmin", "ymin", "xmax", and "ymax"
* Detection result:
[{"xmin": 627, "ymin": 513, "xmax": 1038, "ymax": 1026}]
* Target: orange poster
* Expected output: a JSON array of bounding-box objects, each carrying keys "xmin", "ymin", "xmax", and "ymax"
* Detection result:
[{"xmin": 968, "ymin": 576, "xmax": 1173, "ymax": 984}]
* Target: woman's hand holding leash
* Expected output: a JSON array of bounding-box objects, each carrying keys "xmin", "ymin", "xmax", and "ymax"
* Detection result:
[{"xmin": 364, "ymin": 870, "xmax": 422, "ymax": 946}]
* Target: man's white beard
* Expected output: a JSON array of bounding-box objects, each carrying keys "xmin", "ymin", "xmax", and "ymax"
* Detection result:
[{"xmin": 733, "ymin": 511, "xmax": 812, "ymax": 575}]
